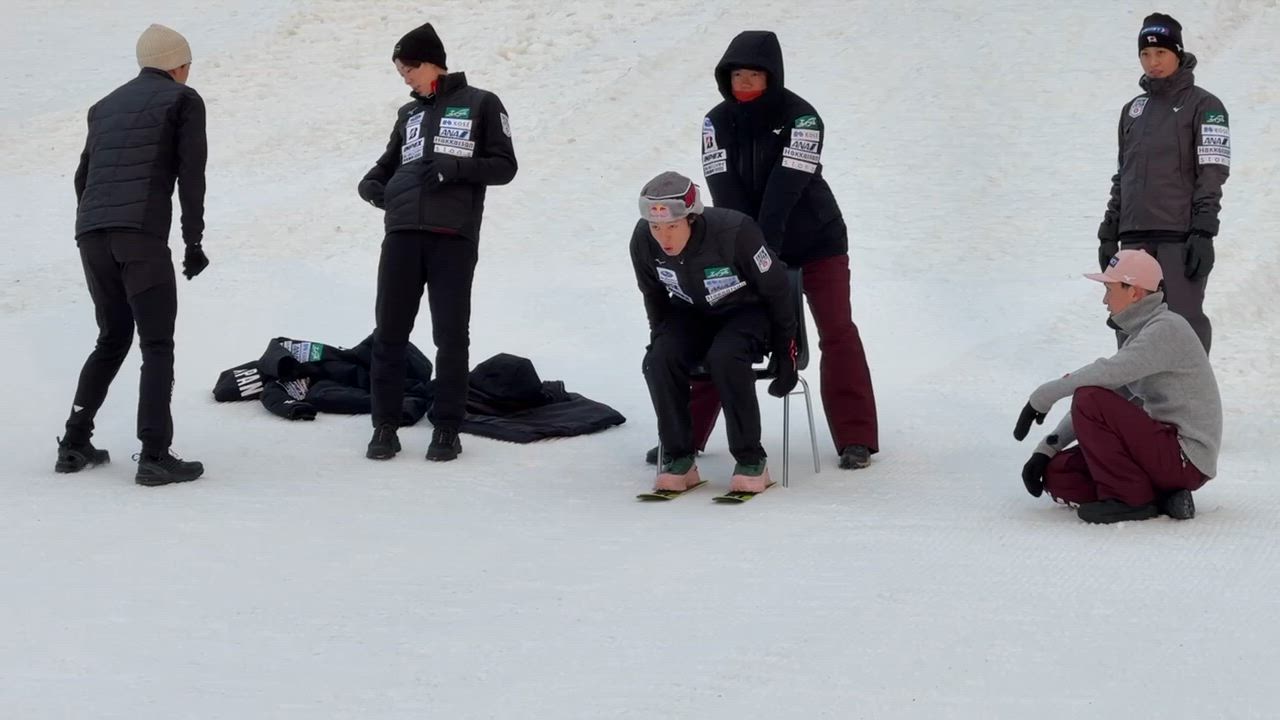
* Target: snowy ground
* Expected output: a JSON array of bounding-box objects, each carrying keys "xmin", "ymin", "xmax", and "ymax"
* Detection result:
[{"xmin": 4, "ymin": 1, "xmax": 1280, "ymax": 717}]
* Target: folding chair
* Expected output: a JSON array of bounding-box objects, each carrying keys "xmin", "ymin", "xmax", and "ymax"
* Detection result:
[{"xmin": 656, "ymin": 268, "xmax": 820, "ymax": 487}]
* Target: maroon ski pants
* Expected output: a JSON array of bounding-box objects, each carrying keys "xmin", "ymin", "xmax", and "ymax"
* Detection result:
[
  {"xmin": 1044, "ymin": 387, "xmax": 1207, "ymax": 506},
  {"xmin": 684, "ymin": 254, "xmax": 879, "ymax": 454}
]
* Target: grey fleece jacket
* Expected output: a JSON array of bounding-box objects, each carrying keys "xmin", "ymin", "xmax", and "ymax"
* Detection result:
[{"xmin": 1030, "ymin": 293, "xmax": 1222, "ymax": 478}]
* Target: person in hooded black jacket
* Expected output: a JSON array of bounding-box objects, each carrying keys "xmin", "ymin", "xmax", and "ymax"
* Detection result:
[
  {"xmin": 357, "ymin": 22, "xmax": 517, "ymax": 463},
  {"xmin": 687, "ymin": 30, "xmax": 879, "ymax": 471}
]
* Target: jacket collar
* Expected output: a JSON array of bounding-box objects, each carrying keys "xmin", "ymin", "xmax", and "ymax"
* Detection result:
[
  {"xmin": 1106, "ymin": 292, "xmax": 1166, "ymax": 333},
  {"xmin": 1139, "ymin": 52, "xmax": 1197, "ymax": 96}
]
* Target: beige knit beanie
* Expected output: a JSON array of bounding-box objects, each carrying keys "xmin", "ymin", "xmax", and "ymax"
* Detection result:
[{"xmin": 136, "ymin": 24, "xmax": 191, "ymax": 71}]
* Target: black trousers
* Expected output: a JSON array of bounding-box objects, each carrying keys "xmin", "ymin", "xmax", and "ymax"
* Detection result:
[
  {"xmin": 643, "ymin": 307, "xmax": 769, "ymax": 465},
  {"xmin": 371, "ymin": 231, "xmax": 478, "ymax": 430},
  {"xmin": 65, "ymin": 231, "xmax": 177, "ymax": 453}
]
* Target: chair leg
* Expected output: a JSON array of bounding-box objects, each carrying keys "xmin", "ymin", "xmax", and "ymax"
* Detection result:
[
  {"xmin": 798, "ymin": 375, "xmax": 820, "ymax": 473},
  {"xmin": 782, "ymin": 393, "xmax": 791, "ymax": 488}
]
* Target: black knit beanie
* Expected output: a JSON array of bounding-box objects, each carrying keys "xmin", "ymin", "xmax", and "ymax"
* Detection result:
[
  {"xmin": 393, "ymin": 23, "xmax": 447, "ymax": 68},
  {"xmin": 1138, "ymin": 13, "xmax": 1184, "ymax": 57}
]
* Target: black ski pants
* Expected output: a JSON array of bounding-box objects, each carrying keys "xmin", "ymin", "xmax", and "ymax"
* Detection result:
[
  {"xmin": 371, "ymin": 230, "xmax": 478, "ymax": 431},
  {"xmin": 65, "ymin": 231, "xmax": 177, "ymax": 454},
  {"xmin": 643, "ymin": 306, "xmax": 769, "ymax": 465},
  {"xmin": 1122, "ymin": 239, "xmax": 1212, "ymax": 354}
]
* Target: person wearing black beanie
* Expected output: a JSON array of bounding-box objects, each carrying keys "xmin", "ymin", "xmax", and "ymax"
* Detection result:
[
  {"xmin": 357, "ymin": 22, "xmax": 518, "ymax": 462},
  {"xmin": 1095, "ymin": 12, "xmax": 1230, "ymax": 354}
]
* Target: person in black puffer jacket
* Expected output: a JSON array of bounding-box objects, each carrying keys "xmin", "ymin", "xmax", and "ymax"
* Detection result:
[
  {"xmin": 57, "ymin": 23, "xmax": 208, "ymax": 487},
  {"xmin": 357, "ymin": 23, "xmax": 518, "ymax": 463},
  {"xmin": 693, "ymin": 30, "xmax": 878, "ymax": 471}
]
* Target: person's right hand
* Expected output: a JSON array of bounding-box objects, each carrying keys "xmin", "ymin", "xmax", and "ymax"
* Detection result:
[
  {"xmin": 358, "ymin": 179, "xmax": 386, "ymax": 209},
  {"xmin": 1022, "ymin": 452, "xmax": 1051, "ymax": 497},
  {"xmin": 1098, "ymin": 240, "xmax": 1119, "ymax": 272},
  {"xmin": 1013, "ymin": 402, "xmax": 1046, "ymax": 441}
]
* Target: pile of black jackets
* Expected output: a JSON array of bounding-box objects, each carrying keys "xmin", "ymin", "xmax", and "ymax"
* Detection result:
[{"xmin": 213, "ymin": 337, "xmax": 625, "ymax": 443}]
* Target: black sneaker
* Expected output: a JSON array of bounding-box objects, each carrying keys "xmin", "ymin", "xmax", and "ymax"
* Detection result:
[
  {"xmin": 135, "ymin": 450, "xmax": 204, "ymax": 486},
  {"xmin": 426, "ymin": 428, "xmax": 462, "ymax": 462},
  {"xmin": 645, "ymin": 445, "xmax": 660, "ymax": 465},
  {"xmin": 55, "ymin": 436, "xmax": 110, "ymax": 473},
  {"xmin": 1077, "ymin": 499, "xmax": 1159, "ymax": 524},
  {"xmin": 1160, "ymin": 490, "xmax": 1196, "ymax": 520},
  {"xmin": 366, "ymin": 424, "xmax": 401, "ymax": 460},
  {"xmin": 838, "ymin": 444, "xmax": 871, "ymax": 470}
]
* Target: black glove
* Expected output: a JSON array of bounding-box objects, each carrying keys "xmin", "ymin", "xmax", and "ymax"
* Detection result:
[
  {"xmin": 1012, "ymin": 402, "xmax": 1046, "ymax": 441},
  {"xmin": 358, "ymin": 179, "xmax": 386, "ymax": 209},
  {"xmin": 182, "ymin": 243, "xmax": 209, "ymax": 280},
  {"xmin": 1021, "ymin": 452, "xmax": 1051, "ymax": 497},
  {"xmin": 767, "ymin": 338, "xmax": 798, "ymax": 398},
  {"xmin": 423, "ymin": 158, "xmax": 458, "ymax": 189},
  {"xmin": 1098, "ymin": 240, "xmax": 1119, "ymax": 272},
  {"xmin": 1184, "ymin": 233, "xmax": 1215, "ymax": 280}
]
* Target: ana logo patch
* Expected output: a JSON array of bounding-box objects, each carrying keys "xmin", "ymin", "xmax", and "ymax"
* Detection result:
[
  {"xmin": 1204, "ymin": 111, "xmax": 1227, "ymax": 125},
  {"xmin": 704, "ymin": 266, "xmax": 732, "ymax": 278},
  {"xmin": 500, "ymin": 112, "xmax": 512, "ymax": 137},
  {"xmin": 445, "ymin": 106, "xmax": 471, "ymax": 119},
  {"xmin": 794, "ymin": 115, "xmax": 820, "ymax": 129},
  {"xmin": 1129, "ymin": 97, "xmax": 1148, "ymax": 118},
  {"xmin": 753, "ymin": 246, "xmax": 773, "ymax": 273}
]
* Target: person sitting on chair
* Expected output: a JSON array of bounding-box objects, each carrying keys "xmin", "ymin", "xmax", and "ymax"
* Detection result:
[
  {"xmin": 1013, "ymin": 249, "xmax": 1222, "ymax": 524},
  {"xmin": 631, "ymin": 171, "xmax": 797, "ymax": 493}
]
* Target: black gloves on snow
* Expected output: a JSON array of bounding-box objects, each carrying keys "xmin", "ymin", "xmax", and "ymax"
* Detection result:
[
  {"xmin": 358, "ymin": 179, "xmax": 386, "ymax": 209},
  {"xmin": 1022, "ymin": 452, "xmax": 1051, "ymax": 497},
  {"xmin": 768, "ymin": 338, "xmax": 799, "ymax": 398},
  {"xmin": 1013, "ymin": 402, "xmax": 1046, "ymax": 441},
  {"xmin": 1098, "ymin": 240, "xmax": 1119, "ymax": 272},
  {"xmin": 282, "ymin": 401, "xmax": 316, "ymax": 421},
  {"xmin": 183, "ymin": 243, "xmax": 209, "ymax": 280},
  {"xmin": 1184, "ymin": 233, "xmax": 1215, "ymax": 280}
]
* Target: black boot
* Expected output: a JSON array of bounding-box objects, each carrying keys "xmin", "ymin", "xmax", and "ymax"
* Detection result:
[
  {"xmin": 55, "ymin": 437, "xmax": 110, "ymax": 474},
  {"xmin": 366, "ymin": 424, "xmax": 400, "ymax": 460},
  {"xmin": 839, "ymin": 444, "xmax": 871, "ymax": 470},
  {"xmin": 426, "ymin": 428, "xmax": 462, "ymax": 462},
  {"xmin": 1077, "ymin": 499, "xmax": 1159, "ymax": 524},
  {"xmin": 1160, "ymin": 490, "xmax": 1196, "ymax": 520},
  {"xmin": 645, "ymin": 445, "xmax": 660, "ymax": 465},
  {"xmin": 135, "ymin": 450, "xmax": 204, "ymax": 486}
]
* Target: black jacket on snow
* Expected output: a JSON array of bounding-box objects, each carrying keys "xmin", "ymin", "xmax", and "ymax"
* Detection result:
[
  {"xmin": 75, "ymin": 68, "xmax": 207, "ymax": 245},
  {"xmin": 361, "ymin": 72, "xmax": 517, "ymax": 240},
  {"xmin": 1099, "ymin": 53, "xmax": 1230, "ymax": 243},
  {"xmin": 215, "ymin": 341, "xmax": 625, "ymax": 443},
  {"xmin": 630, "ymin": 207, "xmax": 796, "ymax": 347},
  {"xmin": 214, "ymin": 336, "xmax": 434, "ymax": 424},
  {"xmin": 702, "ymin": 31, "xmax": 846, "ymax": 266}
]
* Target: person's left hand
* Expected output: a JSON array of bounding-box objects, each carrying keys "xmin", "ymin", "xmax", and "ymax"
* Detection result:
[{"xmin": 1013, "ymin": 402, "xmax": 1046, "ymax": 441}]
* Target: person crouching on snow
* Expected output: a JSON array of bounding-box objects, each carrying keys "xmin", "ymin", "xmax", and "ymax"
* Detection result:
[
  {"xmin": 1013, "ymin": 250, "xmax": 1222, "ymax": 524},
  {"xmin": 631, "ymin": 171, "xmax": 797, "ymax": 493}
]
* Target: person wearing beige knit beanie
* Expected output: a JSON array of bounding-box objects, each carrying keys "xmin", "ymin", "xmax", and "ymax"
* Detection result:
[
  {"xmin": 57, "ymin": 23, "xmax": 209, "ymax": 485},
  {"xmin": 135, "ymin": 23, "xmax": 192, "ymax": 82}
]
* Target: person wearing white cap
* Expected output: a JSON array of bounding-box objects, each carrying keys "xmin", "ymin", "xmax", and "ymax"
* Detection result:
[
  {"xmin": 631, "ymin": 171, "xmax": 796, "ymax": 494},
  {"xmin": 1012, "ymin": 250, "xmax": 1222, "ymax": 524},
  {"xmin": 58, "ymin": 23, "xmax": 208, "ymax": 486}
]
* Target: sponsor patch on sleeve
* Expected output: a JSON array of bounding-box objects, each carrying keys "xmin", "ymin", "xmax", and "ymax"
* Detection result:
[
  {"xmin": 1203, "ymin": 110, "xmax": 1228, "ymax": 125},
  {"xmin": 500, "ymin": 112, "xmax": 512, "ymax": 137},
  {"xmin": 781, "ymin": 157, "xmax": 818, "ymax": 173},
  {"xmin": 703, "ymin": 116, "xmax": 718, "ymax": 151},
  {"xmin": 794, "ymin": 114, "xmax": 821, "ymax": 129},
  {"xmin": 1128, "ymin": 97, "xmax": 1148, "ymax": 118},
  {"xmin": 783, "ymin": 147, "xmax": 822, "ymax": 164},
  {"xmin": 1199, "ymin": 124, "xmax": 1230, "ymax": 166},
  {"xmin": 753, "ymin": 246, "xmax": 773, "ymax": 273},
  {"xmin": 702, "ymin": 148, "xmax": 727, "ymax": 176}
]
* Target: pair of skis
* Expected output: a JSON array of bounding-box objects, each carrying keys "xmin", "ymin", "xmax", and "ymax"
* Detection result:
[{"xmin": 636, "ymin": 480, "xmax": 776, "ymax": 504}]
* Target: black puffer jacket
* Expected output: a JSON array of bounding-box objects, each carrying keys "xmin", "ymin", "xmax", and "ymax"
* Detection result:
[
  {"xmin": 361, "ymin": 72, "xmax": 517, "ymax": 240},
  {"xmin": 702, "ymin": 31, "xmax": 846, "ymax": 265},
  {"xmin": 74, "ymin": 68, "xmax": 207, "ymax": 245},
  {"xmin": 630, "ymin": 207, "xmax": 795, "ymax": 345}
]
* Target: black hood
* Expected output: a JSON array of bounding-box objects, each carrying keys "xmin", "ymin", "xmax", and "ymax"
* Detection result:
[{"xmin": 715, "ymin": 31, "xmax": 785, "ymax": 103}]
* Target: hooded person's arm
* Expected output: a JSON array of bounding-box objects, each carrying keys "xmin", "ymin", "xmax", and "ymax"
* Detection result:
[
  {"xmin": 733, "ymin": 219, "xmax": 795, "ymax": 346},
  {"xmin": 756, "ymin": 110, "xmax": 825, "ymax": 253},
  {"xmin": 701, "ymin": 114, "xmax": 752, "ymax": 213}
]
